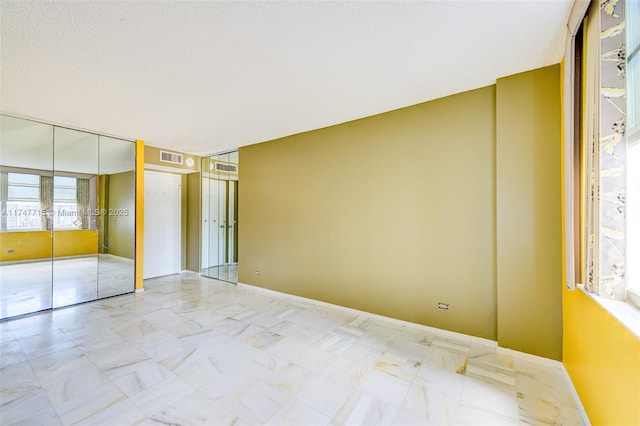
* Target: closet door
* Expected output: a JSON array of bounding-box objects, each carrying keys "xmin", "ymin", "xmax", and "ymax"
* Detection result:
[
  {"xmin": 98, "ymin": 136, "xmax": 136, "ymax": 297},
  {"xmin": 52, "ymin": 127, "xmax": 99, "ymax": 308},
  {"xmin": 201, "ymin": 169, "xmax": 210, "ymax": 271},
  {"xmin": 143, "ymin": 170, "xmax": 180, "ymax": 279},
  {"xmin": 200, "ymin": 152, "xmax": 238, "ymax": 283},
  {"xmin": 202, "ymin": 155, "xmax": 223, "ymax": 280},
  {"xmin": 0, "ymin": 116, "xmax": 54, "ymax": 319},
  {"xmin": 0, "ymin": 115, "xmax": 137, "ymax": 318}
]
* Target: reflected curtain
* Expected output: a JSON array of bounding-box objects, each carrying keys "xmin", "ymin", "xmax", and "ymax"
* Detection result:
[
  {"xmin": 76, "ymin": 178, "xmax": 90, "ymax": 229},
  {"xmin": 40, "ymin": 175, "xmax": 53, "ymax": 230}
]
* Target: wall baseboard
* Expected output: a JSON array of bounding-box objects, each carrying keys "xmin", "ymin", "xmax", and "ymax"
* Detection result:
[
  {"xmin": 559, "ymin": 363, "xmax": 591, "ymax": 425},
  {"xmin": 237, "ymin": 282, "xmax": 497, "ymax": 347},
  {"xmin": 496, "ymin": 346, "xmax": 590, "ymax": 424}
]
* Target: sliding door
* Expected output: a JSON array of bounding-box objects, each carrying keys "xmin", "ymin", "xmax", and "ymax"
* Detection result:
[
  {"xmin": 0, "ymin": 116, "xmax": 54, "ymax": 318},
  {"xmin": 52, "ymin": 127, "xmax": 99, "ymax": 307},
  {"xmin": 98, "ymin": 136, "xmax": 136, "ymax": 298},
  {"xmin": 201, "ymin": 151, "xmax": 238, "ymax": 282},
  {"xmin": 0, "ymin": 114, "xmax": 136, "ymax": 319}
]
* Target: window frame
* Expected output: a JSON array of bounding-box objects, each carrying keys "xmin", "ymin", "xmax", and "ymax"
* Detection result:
[
  {"xmin": 625, "ymin": 0, "xmax": 640, "ymax": 307},
  {"xmin": 2, "ymin": 171, "xmax": 43, "ymax": 231},
  {"xmin": 0, "ymin": 171, "xmax": 95, "ymax": 233},
  {"xmin": 564, "ymin": 0, "xmax": 640, "ymax": 336}
]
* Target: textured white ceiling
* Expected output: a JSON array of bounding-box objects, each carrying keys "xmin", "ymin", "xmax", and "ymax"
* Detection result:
[{"xmin": 0, "ymin": 1, "xmax": 572, "ymax": 155}]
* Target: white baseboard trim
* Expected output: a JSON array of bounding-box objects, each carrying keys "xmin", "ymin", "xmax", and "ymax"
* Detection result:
[
  {"xmin": 495, "ymin": 348, "xmax": 590, "ymax": 424},
  {"xmin": 135, "ymin": 288, "xmax": 144, "ymax": 293},
  {"xmin": 559, "ymin": 364, "xmax": 591, "ymax": 425},
  {"xmin": 237, "ymin": 282, "xmax": 497, "ymax": 348}
]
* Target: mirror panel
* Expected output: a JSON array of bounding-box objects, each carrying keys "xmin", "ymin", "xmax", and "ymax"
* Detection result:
[
  {"xmin": 201, "ymin": 158, "xmax": 212, "ymax": 277},
  {"xmin": 229, "ymin": 150, "xmax": 239, "ymax": 272},
  {"xmin": 0, "ymin": 114, "xmax": 137, "ymax": 319},
  {"xmin": 217, "ymin": 153, "xmax": 230, "ymax": 281},
  {"xmin": 52, "ymin": 127, "xmax": 99, "ymax": 308},
  {"xmin": 97, "ymin": 136, "xmax": 135, "ymax": 298},
  {"xmin": 0, "ymin": 116, "xmax": 54, "ymax": 318},
  {"xmin": 201, "ymin": 151, "xmax": 238, "ymax": 283}
]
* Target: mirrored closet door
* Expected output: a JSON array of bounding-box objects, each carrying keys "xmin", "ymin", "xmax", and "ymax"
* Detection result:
[
  {"xmin": 201, "ymin": 151, "xmax": 238, "ymax": 283},
  {"xmin": 0, "ymin": 116, "xmax": 54, "ymax": 318},
  {"xmin": 97, "ymin": 136, "xmax": 135, "ymax": 299},
  {"xmin": 52, "ymin": 127, "xmax": 99, "ymax": 307},
  {"xmin": 0, "ymin": 114, "xmax": 136, "ymax": 319}
]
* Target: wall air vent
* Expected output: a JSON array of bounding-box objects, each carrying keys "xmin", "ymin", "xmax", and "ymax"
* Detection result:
[
  {"xmin": 215, "ymin": 162, "xmax": 238, "ymax": 173},
  {"xmin": 160, "ymin": 150, "xmax": 183, "ymax": 165}
]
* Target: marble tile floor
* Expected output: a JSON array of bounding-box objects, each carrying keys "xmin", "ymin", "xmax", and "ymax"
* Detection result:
[
  {"xmin": 0, "ymin": 255, "xmax": 134, "ymax": 320},
  {"xmin": 0, "ymin": 272, "xmax": 586, "ymax": 425}
]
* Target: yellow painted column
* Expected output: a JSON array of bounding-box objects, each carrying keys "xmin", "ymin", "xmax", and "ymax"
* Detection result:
[{"xmin": 135, "ymin": 139, "xmax": 144, "ymax": 291}]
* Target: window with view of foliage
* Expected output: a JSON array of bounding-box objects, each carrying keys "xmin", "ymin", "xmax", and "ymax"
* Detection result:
[{"xmin": 626, "ymin": 0, "xmax": 640, "ymax": 304}]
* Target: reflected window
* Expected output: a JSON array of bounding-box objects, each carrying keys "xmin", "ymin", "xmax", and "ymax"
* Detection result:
[
  {"xmin": 2, "ymin": 172, "xmax": 41, "ymax": 230},
  {"xmin": 53, "ymin": 176, "xmax": 78, "ymax": 229},
  {"xmin": 0, "ymin": 173, "xmax": 91, "ymax": 231}
]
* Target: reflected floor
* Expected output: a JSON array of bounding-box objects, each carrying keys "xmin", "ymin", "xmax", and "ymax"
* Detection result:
[
  {"xmin": 0, "ymin": 255, "xmax": 134, "ymax": 319},
  {"xmin": 0, "ymin": 272, "xmax": 586, "ymax": 425},
  {"xmin": 202, "ymin": 264, "xmax": 238, "ymax": 283}
]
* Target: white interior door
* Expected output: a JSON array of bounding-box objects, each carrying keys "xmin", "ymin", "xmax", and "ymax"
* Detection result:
[{"xmin": 144, "ymin": 171, "xmax": 181, "ymax": 279}]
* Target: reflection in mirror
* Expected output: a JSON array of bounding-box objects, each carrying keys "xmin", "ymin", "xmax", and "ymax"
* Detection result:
[
  {"xmin": 201, "ymin": 157, "xmax": 212, "ymax": 278},
  {"xmin": 52, "ymin": 127, "xmax": 99, "ymax": 308},
  {"xmin": 217, "ymin": 152, "xmax": 230, "ymax": 280},
  {"xmin": 229, "ymin": 150, "xmax": 239, "ymax": 272},
  {"xmin": 201, "ymin": 151, "xmax": 238, "ymax": 283},
  {"xmin": 0, "ymin": 115, "xmax": 54, "ymax": 318},
  {"xmin": 98, "ymin": 136, "xmax": 135, "ymax": 298},
  {"xmin": 0, "ymin": 114, "xmax": 136, "ymax": 319}
]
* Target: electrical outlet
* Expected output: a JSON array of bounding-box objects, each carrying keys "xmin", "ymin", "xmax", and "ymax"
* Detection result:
[
  {"xmin": 437, "ymin": 302, "xmax": 449, "ymax": 310},
  {"xmin": 7, "ymin": 249, "xmax": 14, "ymax": 254},
  {"xmin": 255, "ymin": 270, "xmax": 260, "ymax": 275}
]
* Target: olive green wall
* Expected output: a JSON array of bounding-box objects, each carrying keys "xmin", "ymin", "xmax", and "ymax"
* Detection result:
[
  {"xmin": 106, "ymin": 171, "xmax": 135, "ymax": 259},
  {"xmin": 496, "ymin": 64, "xmax": 562, "ymax": 359},
  {"xmin": 186, "ymin": 172, "xmax": 201, "ymax": 272},
  {"xmin": 181, "ymin": 174, "xmax": 188, "ymax": 270},
  {"xmin": 238, "ymin": 65, "xmax": 562, "ymax": 357},
  {"xmin": 239, "ymin": 85, "xmax": 498, "ymax": 340}
]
